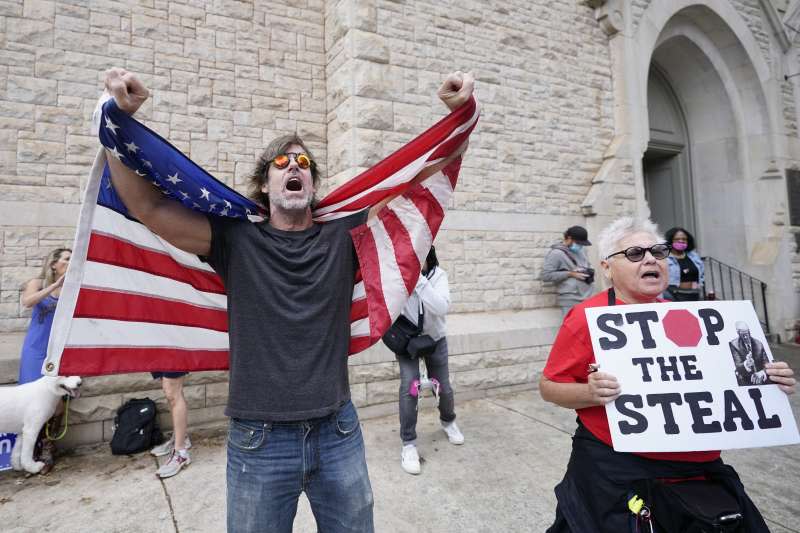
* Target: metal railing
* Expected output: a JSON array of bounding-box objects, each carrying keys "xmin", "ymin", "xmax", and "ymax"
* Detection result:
[{"xmin": 702, "ymin": 256, "xmax": 770, "ymax": 335}]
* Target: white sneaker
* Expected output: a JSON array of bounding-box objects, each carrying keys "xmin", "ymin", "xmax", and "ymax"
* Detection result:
[
  {"xmin": 442, "ymin": 421, "xmax": 464, "ymax": 445},
  {"xmin": 401, "ymin": 444, "xmax": 421, "ymax": 475},
  {"xmin": 156, "ymin": 450, "xmax": 191, "ymax": 478},
  {"xmin": 150, "ymin": 435, "xmax": 192, "ymax": 457}
]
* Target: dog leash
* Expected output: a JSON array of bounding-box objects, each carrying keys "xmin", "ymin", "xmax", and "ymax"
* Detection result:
[{"xmin": 45, "ymin": 396, "xmax": 70, "ymax": 441}]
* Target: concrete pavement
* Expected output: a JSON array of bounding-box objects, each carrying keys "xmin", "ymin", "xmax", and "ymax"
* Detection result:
[{"xmin": 2, "ymin": 382, "xmax": 800, "ymax": 533}]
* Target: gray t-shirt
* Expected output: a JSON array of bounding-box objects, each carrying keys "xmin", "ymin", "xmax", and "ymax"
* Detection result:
[{"xmin": 205, "ymin": 211, "xmax": 367, "ymax": 421}]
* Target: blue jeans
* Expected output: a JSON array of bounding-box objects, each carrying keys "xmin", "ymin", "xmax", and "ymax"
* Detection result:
[
  {"xmin": 226, "ymin": 401, "xmax": 374, "ymax": 533},
  {"xmin": 396, "ymin": 337, "xmax": 456, "ymax": 443}
]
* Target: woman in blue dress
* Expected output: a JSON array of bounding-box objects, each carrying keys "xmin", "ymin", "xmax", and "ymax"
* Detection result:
[
  {"xmin": 17, "ymin": 247, "xmax": 71, "ymax": 474},
  {"xmin": 18, "ymin": 247, "xmax": 71, "ymax": 384}
]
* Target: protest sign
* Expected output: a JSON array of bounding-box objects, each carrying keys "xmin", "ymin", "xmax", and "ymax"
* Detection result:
[
  {"xmin": 0, "ymin": 433, "xmax": 15, "ymax": 471},
  {"xmin": 586, "ymin": 300, "xmax": 800, "ymax": 452}
]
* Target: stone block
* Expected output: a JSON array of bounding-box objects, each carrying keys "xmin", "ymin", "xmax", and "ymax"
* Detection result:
[
  {"xmin": 354, "ymin": 128, "xmax": 382, "ymax": 167},
  {"xmin": 208, "ymin": 119, "xmax": 233, "ymax": 141},
  {"xmin": 205, "ymin": 381, "xmax": 229, "ymax": 407},
  {"xmin": 79, "ymin": 374, "xmax": 162, "ymax": 397},
  {"xmin": 132, "ymin": 13, "xmax": 168, "ymax": 40},
  {"xmin": 7, "ymin": 76, "xmax": 57, "ymax": 105},
  {"xmin": 353, "ymin": 62, "xmax": 402, "ymax": 100},
  {"xmin": 354, "ymin": 97, "xmax": 393, "ymax": 130},
  {"xmin": 23, "ymin": 0, "xmax": 54, "ymax": 20},
  {"xmin": 190, "ymin": 140, "xmax": 218, "ymax": 168},
  {"xmin": 154, "ymin": 90, "xmax": 187, "ymax": 112},
  {"xmin": 68, "ymin": 393, "xmax": 123, "ymax": 424},
  {"xmin": 350, "ymin": 30, "xmax": 388, "ymax": 64},
  {"xmin": 349, "ymin": 361, "xmax": 397, "ymax": 384},
  {"xmin": 90, "ymin": 11, "xmax": 120, "ymax": 29},
  {"xmin": 184, "ymin": 371, "xmax": 229, "ymax": 385},
  {"xmin": 1, "ymin": 266, "xmax": 39, "ymax": 290},
  {"xmin": 53, "ymin": 28, "xmax": 108, "ymax": 50},
  {"xmin": 366, "ymin": 378, "xmax": 400, "ymax": 404},
  {"xmin": 54, "ymin": 14, "xmax": 88, "ymax": 32},
  {"xmin": 66, "ymin": 134, "xmax": 98, "ymax": 163},
  {"xmin": 350, "ymin": 382, "xmax": 367, "ymax": 407},
  {"xmin": 17, "ymin": 139, "xmax": 64, "ymax": 163},
  {"xmin": 7, "ymin": 18, "xmax": 53, "ymax": 47}
]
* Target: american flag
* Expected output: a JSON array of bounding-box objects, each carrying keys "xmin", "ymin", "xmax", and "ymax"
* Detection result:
[{"xmin": 45, "ymin": 95, "xmax": 479, "ymax": 376}]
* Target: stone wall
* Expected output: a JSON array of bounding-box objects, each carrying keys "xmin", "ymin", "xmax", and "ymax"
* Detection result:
[
  {"xmin": 3, "ymin": 0, "xmax": 800, "ymax": 447},
  {"xmin": 0, "ymin": 0, "xmax": 328, "ymax": 332}
]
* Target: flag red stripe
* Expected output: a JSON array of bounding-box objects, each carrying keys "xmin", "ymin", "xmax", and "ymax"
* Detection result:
[
  {"xmin": 74, "ymin": 287, "xmax": 229, "ymax": 332},
  {"xmin": 316, "ymin": 97, "xmax": 477, "ymax": 209},
  {"xmin": 378, "ymin": 208, "xmax": 421, "ymax": 295},
  {"xmin": 349, "ymin": 224, "xmax": 391, "ymax": 347},
  {"xmin": 348, "ymin": 336, "xmax": 372, "ymax": 355},
  {"xmin": 88, "ymin": 232, "xmax": 225, "ymax": 294},
  {"xmin": 406, "ymin": 186, "xmax": 446, "ymax": 239},
  {"xmin": 59, "ymin": 346, "xmax": 229, "ymax": 375},
  {"xmin": 349, "ymin": 296, "xmax": 368, "ymax": 322}
]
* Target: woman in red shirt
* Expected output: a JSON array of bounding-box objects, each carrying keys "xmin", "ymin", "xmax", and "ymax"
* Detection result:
[{"xmin": 539, "ymin": 217, "xmax": 795, "ymax": 532}]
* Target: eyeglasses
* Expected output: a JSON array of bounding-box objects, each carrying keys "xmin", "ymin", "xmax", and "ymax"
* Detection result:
[
  {"xmin": 271, "ymin": 152, "xmax": 312, "ymax": 170},
  {"xmin": 606, "ymin": 243, "xmax": 671, "ymax": 262}
]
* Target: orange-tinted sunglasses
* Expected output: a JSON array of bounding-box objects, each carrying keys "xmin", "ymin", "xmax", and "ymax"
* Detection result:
[{"xmin": 271, "ymin": 152, "xmax": 312, "ymax": 170}]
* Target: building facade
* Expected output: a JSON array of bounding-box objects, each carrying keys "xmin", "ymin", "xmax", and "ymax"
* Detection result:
[{"xmin": 1, "ymin": 0, "xmax": 798, "ymax": 445}]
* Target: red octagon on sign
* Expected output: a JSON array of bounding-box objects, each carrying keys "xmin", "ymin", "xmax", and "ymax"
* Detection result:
[{"xmin": 662, "ymin": 309, "xmax": 702, "ymax": 347}]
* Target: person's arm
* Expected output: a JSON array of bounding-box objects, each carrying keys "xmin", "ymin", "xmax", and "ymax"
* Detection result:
[
  {"xmin": 20, "ymin": 278, "xmax": 59, "ymax": 309},
  {"xmin": 368, "ymin": 71, "xmax": 474, "ymax": 221},
  {"xmin": 539, "ymin": 371, "xmax": 621, "ymax": 410},
  {"xmin": 541, "ymin": 250, "xmax": 586, "ymax": 282},
  {"xmin": 103, "ymin": 68, "xmax": 211, "ymax": 256},
  {"xmin": 417, "ymin": 269, "xmax": 450, "ymax": 316}
]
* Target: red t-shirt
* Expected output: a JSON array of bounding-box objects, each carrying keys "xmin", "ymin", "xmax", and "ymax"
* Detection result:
[{"xmin": 543, "ymin": 289, "xmax": 721, "ymax": 463}]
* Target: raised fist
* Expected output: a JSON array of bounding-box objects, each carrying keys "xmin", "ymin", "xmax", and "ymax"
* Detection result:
[
  {"xmin": 104, "ymin": 68, "xmax": 149, "ymax": 115},
  {"xmin": 437, "ymin": 71, "xmax": 475, "ymax": 111}
]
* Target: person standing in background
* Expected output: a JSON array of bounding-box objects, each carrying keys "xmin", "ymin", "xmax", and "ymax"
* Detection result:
[
  {"xmin": 396, "ymin": 247, "xmax": 463, "ymax": 476},
  {"xmin": 541, "ymin": 226, "xmax": 595, "ymax": 316},
  {"xmin": 18, "ymin": 247, "xmax": 72, "ymax": 474},
  {"xmin": 664, "ymin": 226, "xmax": 704, "ymax": 301}
]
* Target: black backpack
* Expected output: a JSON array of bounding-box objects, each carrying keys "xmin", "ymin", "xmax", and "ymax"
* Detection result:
[{"xmin": 110, "ymin": 398, "xmax": 164, "ymax": 455}]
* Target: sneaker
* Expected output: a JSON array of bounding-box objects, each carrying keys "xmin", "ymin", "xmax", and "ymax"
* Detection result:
[
  {"xmin": 442, "ymin": 421, "xmax": 464, "ymax": 445},
  {"xmin": 150, "ymin": 435, "xmax": 192, "ymax": 457},
  {"xmin": 401, "ymin": 444, "xmax": 421, "ymax": 475},
  {"xmin": 156, "ymin": 450, "xmax": 191, "ymax": 478}
]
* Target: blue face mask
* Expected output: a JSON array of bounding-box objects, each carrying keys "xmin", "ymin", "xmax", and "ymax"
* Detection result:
[{"xmin": 569, "ymin": 243, "xmax": 583, "ymax": 253}]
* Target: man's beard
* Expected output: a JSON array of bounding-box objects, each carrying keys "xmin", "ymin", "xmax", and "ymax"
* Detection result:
[{"xmin": 271, "ymin": 192, "xmax": 315, "ymax": 212}]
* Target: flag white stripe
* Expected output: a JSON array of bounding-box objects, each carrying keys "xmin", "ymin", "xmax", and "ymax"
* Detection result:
[
  {"xmin": 83, "ymin": 261, "xmax": 227, "ymax": 309},
  {"xmin": 353, "ymin": 280, "xmax": 365, "ymax": 302},
  {"xmin": 65, "ymin": 318, "xmax": 229, "ymax": 349},
  {"xmin": 350, "ymin": 317, "xmax": 370, "ymax": 338},
  {"xmin": 94, "ymin": 205, "xmax": 215, "ymax": 273}
]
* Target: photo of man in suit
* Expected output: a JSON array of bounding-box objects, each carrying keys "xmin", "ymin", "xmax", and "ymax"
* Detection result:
[{"xmin": 729, "ymin": 321, "xmax": 772, "ymax": 386}]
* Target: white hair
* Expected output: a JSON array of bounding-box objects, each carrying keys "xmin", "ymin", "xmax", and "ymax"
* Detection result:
[{"xmin": 597, "ymin": 217, "xmax": 663, "ymax": 260}]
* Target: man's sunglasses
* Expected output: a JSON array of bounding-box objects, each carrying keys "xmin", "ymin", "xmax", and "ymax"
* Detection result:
[
  {"xmin": 606, "ymin": 243, "xmax": 671, "ymax": 262},
  {"xmin": 271, "ymin": 152, "xmax": 312, "ymax": 170}
]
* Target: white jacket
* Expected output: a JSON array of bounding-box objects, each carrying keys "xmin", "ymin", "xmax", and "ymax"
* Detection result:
[{"xmin": 400, "ymin": 267, "xmax": 450, "ymax": 341}]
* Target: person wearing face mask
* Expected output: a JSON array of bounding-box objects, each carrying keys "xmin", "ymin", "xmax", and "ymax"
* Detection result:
[
  {"xmin": 541, "ymin": 226, "xmax": 595, "ymax": 316},
  {"xmin": 663, "ymin": 226, "xmax": 704, "ymax": 301},
  {"xmin": 539, "ymin": 217, "xmax": 796, "ymax": 532}
]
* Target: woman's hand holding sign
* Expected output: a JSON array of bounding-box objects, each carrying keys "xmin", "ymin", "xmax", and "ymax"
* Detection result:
[
  {"xmin": 765, "ymin": 361, "xmax": 796, "ymax": 395},
  {"xmin": 587, "ymin": 371, "xmax": 621, "ymax": 405}
]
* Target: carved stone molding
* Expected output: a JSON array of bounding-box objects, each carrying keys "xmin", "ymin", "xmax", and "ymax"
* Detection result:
[{"xmin": 591, "ymin": 0, "xmax": 625, "ymax": 36}]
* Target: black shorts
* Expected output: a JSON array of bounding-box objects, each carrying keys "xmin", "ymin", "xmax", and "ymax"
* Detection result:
[{"xmin": 151, "ymin": 371, "xmax": 189, "ymax": 380}]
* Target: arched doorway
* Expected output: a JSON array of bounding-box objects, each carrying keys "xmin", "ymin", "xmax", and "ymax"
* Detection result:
[{"xmin": 643, "ymin": 67, "xmax": 695, "ymax": 236}]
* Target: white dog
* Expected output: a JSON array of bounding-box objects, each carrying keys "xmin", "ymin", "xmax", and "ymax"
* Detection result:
[{"xmin": 0, "ymin": 375, "xmax": 81, "ymax": 474}]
